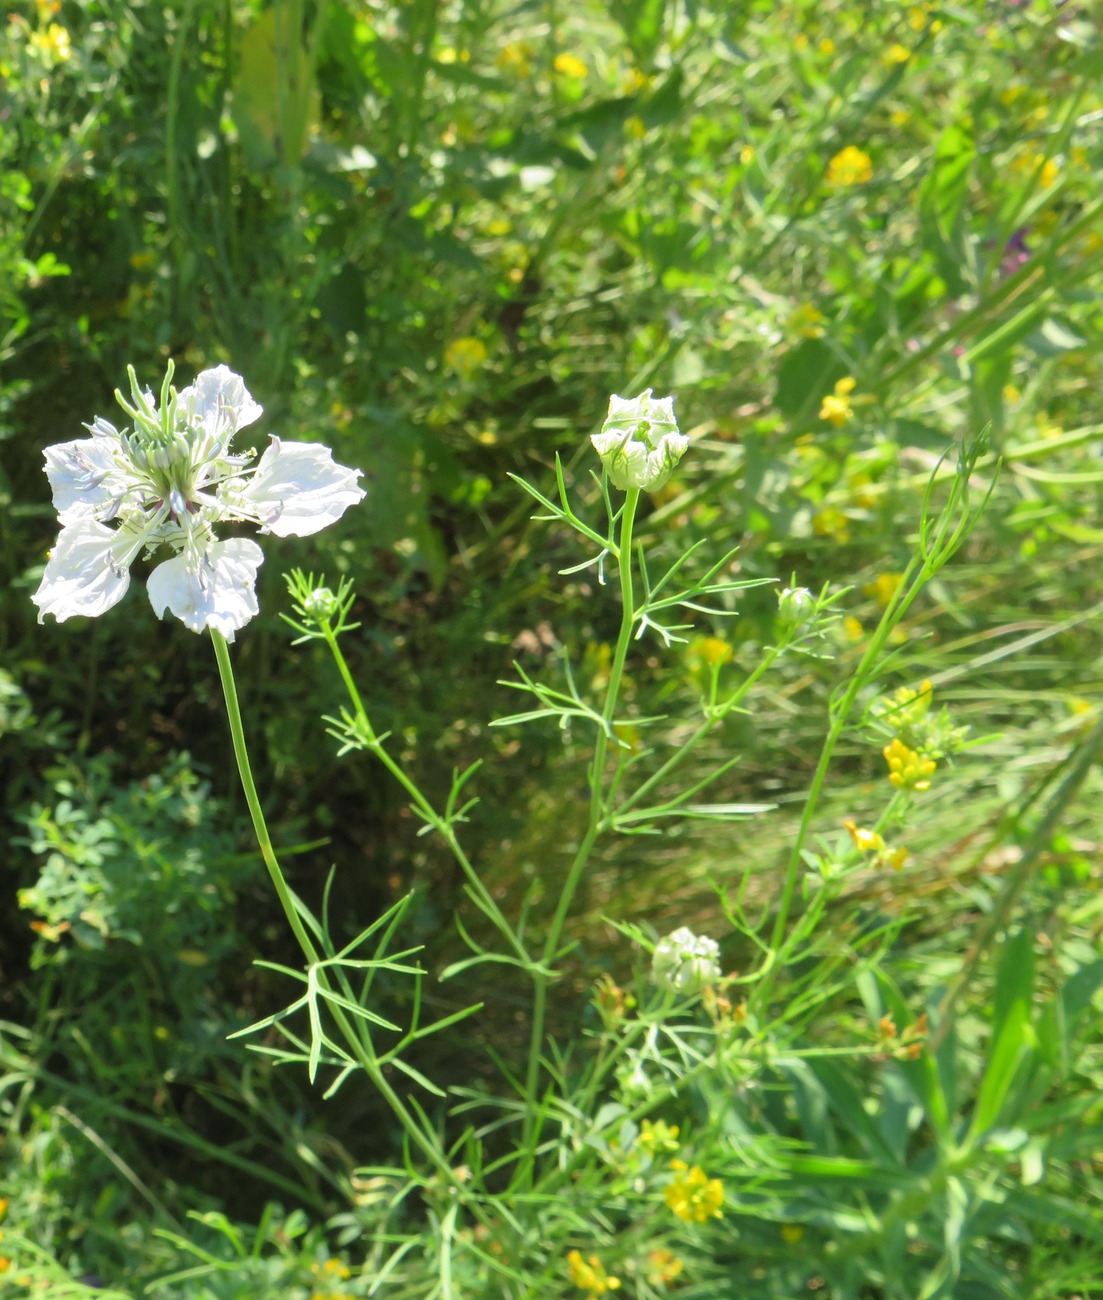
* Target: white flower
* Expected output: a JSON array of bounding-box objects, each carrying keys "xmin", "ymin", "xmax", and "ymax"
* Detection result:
[
  {"xmin": 32, "ymin": 363, "xmax": 365, "ymax": 641},
  {"xmin": 652, "ymin": 926, "xmax": 721, "ymax": 995},
  {"xmin": 590, "ymin": 389, "xmax": 688, "ymax": 492}
]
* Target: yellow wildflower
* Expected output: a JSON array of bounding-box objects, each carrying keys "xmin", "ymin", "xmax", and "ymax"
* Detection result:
[
  {"xmin": 886, "ymin": 846, "xmax": 909, "ymax": 871},
  {"xmin": 842, "ymin": 615, "xmax": 864, "ymax": 642},
  {"xmin": 1003, "ymin": 383, "xmax": 1021, "ymax": 404},
  {"xmin": 740, "ymin": 144, "xmax": 756, "ymax": 165},
  {"xmin": 699, "ymin": 637, "xmax": 732, "ymax": 667},
  {"xmin": 781, "ymin": 1224, "xmax": 805, "ymax": 1244},
  {"xmin": 29, "ymin": 21, "xmax": 71, "ymax": 63},
  {"xmin": 825, "ymin": 146, "xmax": 873, "ymax": 187},
  {"xmin": 665, "ymin": 1161, "xmax": 724, "ymax": 1224},
  {"xmin": 788, "ymin": 302, "xmax": 825, "ymax": 338},
  {"xmin": 638, "ymin": 1119, "xmax": 680, "ymax": 1156},
  {"xmin": 813, "ymin": 506, "xmax": 851, "ymax": 544},
  {"xmin": 496, "ymin": 41, "xmax": 533, "ymax": 77},
  {"xmin": 863, "ymin": 572, "xmax": 904, "ymax": 608},
  {"xmin": 843, "ymin": 819, "xmax": 885, "ymax": 854},
  {"xmin": 883, "ymin": 43, "xmax": 910, "ymax": 65},
  {"xmin": 819, "ymin": 37, "xmax": 835, "ymax": 55},
  {"xmin": 883, "ymin": 738, "xmax": 936, "ymax": 792},
  {"xmin": 646, "ymin": 1248, "xmax": 685, "ymax": 1287},
  {"xmin": 593, "ymin": 973, "xmax": 635, "ymax": 1027},
  {"xmin": 444, "ymin": 336, "xmax": 488, "ymax": 378},
  {"xmin": 819, "ymin": 375, "xmax": 857, "ymax": 426},
  {"xmin": 554, "ymin": 53, "xmax": 588, "ymax": 79},
  {"xmin": 890, "ymin": 107, "xmax": 910, "ymax": 128},
  {"xmin": 567, "ymin": 1250, "xmax": 621, "ymax": 1294}
]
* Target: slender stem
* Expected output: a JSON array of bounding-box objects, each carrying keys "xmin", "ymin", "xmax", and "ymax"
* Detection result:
[
  {"xmin": 521, "ymin": 488, "xmax": 642, "ymax": 1147},
  {"xmin": 321, "ymin": 626, "xmax": 529, "ymax": 963},
  {"xmin": 211, "ymin": 628, "xmax": 321, "ymax": 965},
  {"xmin": 210, "ymin": 630, "xmax": 476, "ymax": 1203}
]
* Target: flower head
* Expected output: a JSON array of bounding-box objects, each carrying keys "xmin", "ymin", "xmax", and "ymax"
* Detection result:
[
  {"xmin": 646, "ymin": 1248, "xmax": 685, "ymax": 1288},
  {"xmin": 652, "ymin": 926, "xmax": 721, "ymax": 995},
  {"xmin": 32, "ymin": 362, "xmax": 365, "ymax": 641},
  {"xmin": 819, "ymin": 376, "xmax": 857, "ymax": 426},
  {"xmin": 566, "ymin": 1250, "xmax": 621, "ymax": 1294},
  {"xmin": 882, "ymin": 738, "xmax": 936, "ymax": 792},
  {"xmin": 826, "ymin": 146, "xmax": 873, "ymax": 187},
  {"xmin": 591, "ymin": 390, "xmax": 688, "ymax": 492},
  {"xmin": 664, "ymin": 1161, "xmax": 724, "ymax": 1223}
]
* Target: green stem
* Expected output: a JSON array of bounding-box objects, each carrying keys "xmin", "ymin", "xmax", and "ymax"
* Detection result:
[
  {"xmin": 521, "ymin": 488, "xmax": 642, "ymax": 1146},
  {"xmin": 321, "ymin": 626, "xmax": 529, "ymax": 963},
  {"xmin": 209, "ymin": 630, "xmax": 472, "ymax": 1201},
  {"xmin": 211, "ymin": 628, "xmax": 320, "ymax": 965}
]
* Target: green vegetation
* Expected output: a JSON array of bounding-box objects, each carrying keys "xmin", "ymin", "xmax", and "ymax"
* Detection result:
[{"xmin": 3, "ymin": 0, "xmax": 1103, "ymax": 1296}]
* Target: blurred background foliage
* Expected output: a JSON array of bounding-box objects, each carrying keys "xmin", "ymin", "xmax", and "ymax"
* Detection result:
[{"xmin": 2, "ymin": 0, "xmax": 1103, "ymax": 1293}]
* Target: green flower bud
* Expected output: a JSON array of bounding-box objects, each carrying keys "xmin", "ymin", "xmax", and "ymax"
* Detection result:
[
  {"xmin": 777, "ymin": 586, "xmax": 815, "ymax": 627},
  {"xmin": 652, "ymin": 926, "xmax": 721, "ymax": 995},
  {"xmin": 591, "ymin": 390, "xmax": 688, "ymax": 492}
]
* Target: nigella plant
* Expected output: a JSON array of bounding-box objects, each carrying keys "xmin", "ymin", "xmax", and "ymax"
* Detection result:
[{"xmin": 32, "ymin": 362, "xmax": 364, "ymax": 640}]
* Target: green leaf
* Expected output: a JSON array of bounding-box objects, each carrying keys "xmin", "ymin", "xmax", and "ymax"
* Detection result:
[{"xmin": 969, "ymin": 927, "xmax": 1035, "ymax": 1140}]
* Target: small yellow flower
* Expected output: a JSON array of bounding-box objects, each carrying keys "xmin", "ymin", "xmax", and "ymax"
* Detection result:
[
  {"xmin": 863, "ymin": 572, "xmax": 904, "ymax": 608},
  {"xmin": 740, "ymin": 144, "xmax": 756, "ymax": 165},
  {"xmin": 843, "ymin": 819, "xmax": 885, "ymax": 854},
  {"xmin": 781, "ymin": 1224, "xmax": 805, "ymax": 1244},
  {"xmin": 554, "ymin": 53, "xmax": 588, "ymax": 79},
  {"xmin": 819, "ymin": 37, "xmax": 835, "ymax": 55},
  {"xmin": 665, "ymin": 1161, "xmax": 724, "ymax": 1224},
  {"xmin": 29, "ymin": 20, "xmax": 72, "ymax": 63},
  {"xmin": 813, "ymin": 506, "xmax": 851, "ymax": 545},
  {"xmin": 699, "ymin": 637, "xmax": 732, "ymax": 668},
  {"xmin": 638, "ymin": 1119, "xmax": 680, "ymax": 1155},
  {"xmin": 567, "ymin": 1250, "xmax": 621, "ymax": 1294},
  {"xmin": 788, "ymin": 302, "xmax": 825, "ymax": 338},
  {"xmin": 624, "ymin": 115, "xmax": 646, "ymax": 140},
  {"xmin": 646, "ymin": 1248, "xmax": 685, "ymax": 1287},
  {"xmin": 842, "ymin": 615, "xmax": 864, "ymax": 642},
  {"xmin": 825, "ymin": 146, "xmax": 873, "ymax": 187},
  {"xmin": 883, "ymin": 43, "xmax": 910, "ymax": 65},
  {"xmin": 890, "ymin": 107, "xmax": 910, "ymax": 128},
  {"xmin": 1003, "ymin": 383, "xmax": 1021, "ymax": 404},
  {"xmin": 886, "ymin": 846, "xmax": 909, "ymax": 871},
  {"xmin": 883, "ymin": 738, "xmax": 936, "ymax": 792},
  {"xmin": 444, "ymin": 335, "xmax": 488, "ymax": 378},
  {"xmin": 819, "ymin": 375, "xmax": 857, "ymax": 426},
  {"xmin": 496, "ymin": 41, "xmax": 533, "ymax": 77}
]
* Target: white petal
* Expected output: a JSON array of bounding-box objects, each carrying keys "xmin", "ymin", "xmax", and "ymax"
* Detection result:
[
  {"xmin": 146, "ymin": 539, "xmax": 264, "ymax": 641},
  {"xmin": 32, "ymin": 519, "xmax": 133, "ymax": 623},
  {"xmin": 177, "ymin": 366, "xmax": 262, "ymax": 449},
  {"xmin": 44, "ymin": 436, "xmax": 131, "ymax": 523},
  {"xmin": 239, "ymin": 438, "xmax": 365, "ymax": 537}
]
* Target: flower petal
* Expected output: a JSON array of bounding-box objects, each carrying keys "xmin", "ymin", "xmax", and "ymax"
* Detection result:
[
  {"xmin": 146, "ymin": 538, "xmax": 264, "ymax": 641},
  {"xmin": 177, "ymin": 366, "xmax": 262, "ymax": 450},
  {"xmin": 44, "ymin": 434, "xmax": 130, "ymax": 523},
  {"xmin": 239, "ymin": 438, "xmax": 365, "ymax": 537},
  {"xmin": 32, "ymin": 519, "xmax": 133, "ymax": 623}
]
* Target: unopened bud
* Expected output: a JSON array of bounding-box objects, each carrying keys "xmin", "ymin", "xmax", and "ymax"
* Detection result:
[{"xmin": 591, "ymin": 390, "xmax": 688, "ymax": 492}]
